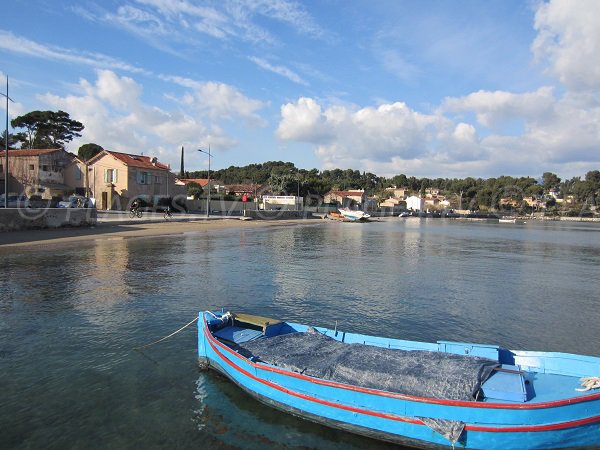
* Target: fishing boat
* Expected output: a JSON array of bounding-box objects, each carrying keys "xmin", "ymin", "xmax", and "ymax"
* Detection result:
[
  {"xmin": 338, "ymin": 208, "xmax": 370, "ymax": 221},
  {"xmin": 197, "ymin": 311, "xmax": 600, "ymax": 449}
]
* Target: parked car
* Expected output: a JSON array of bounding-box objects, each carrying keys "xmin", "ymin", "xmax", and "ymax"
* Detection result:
[
  {"xmin": 0, "ymin": 194, "xmax": 30, "ymax": 208},
  {"xmin": 57, "ymin": 195, "xmax": 91, "ymax": 208}
]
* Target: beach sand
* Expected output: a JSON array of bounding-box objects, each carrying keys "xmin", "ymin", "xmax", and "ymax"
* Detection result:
[{"xmin": 0, "ymin": 218, "xmax": 325, "ymax": 249}]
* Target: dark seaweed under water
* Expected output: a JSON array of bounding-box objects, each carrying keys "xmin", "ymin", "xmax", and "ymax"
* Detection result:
[{"xmin": 1, "ymin": 218, "xmax": 599, "ymax": 449}]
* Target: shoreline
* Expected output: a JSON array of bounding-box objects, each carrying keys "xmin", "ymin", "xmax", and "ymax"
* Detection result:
[{"xmin": 0, "ymin": 218, "xmax": 325, "ymax": 249}]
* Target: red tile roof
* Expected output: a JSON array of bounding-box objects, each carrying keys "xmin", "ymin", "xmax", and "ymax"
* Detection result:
[
  {"xmin": 0, "ymin": 148, "xmax": 62, "ymax": 157},
  {"xmin": 178, "ymin": 178, "xmax": 209, "ymax": 187},
  {"xmin": 90, "ymin": 150, "xmax": 171, "ymax": 171}
]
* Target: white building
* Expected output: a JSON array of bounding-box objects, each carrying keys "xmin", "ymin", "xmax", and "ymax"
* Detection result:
[
  {"xmin": 261, "ymin": 195, "xmax": 302, "ymax": 210},
  {"xmin": 406, "ymin": 195, "xmax": 425, "ymax": 212}
]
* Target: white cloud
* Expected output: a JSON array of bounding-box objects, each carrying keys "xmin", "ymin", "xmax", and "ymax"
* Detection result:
[
  {"xmin": 533, "ymin": 0, "xmax": 600, "ymax": 90},
  {"xmin": 277, "ymin": 98, "xmax": 451, "ymax": 171},
  {"xmin": 81, "ymin": 0, "xmax": 328, "ymax": 52},
  {"xmin": 441, "ymin": 87, "xmax": 556, "ymax": 129},
  {"xmin": 249, "ymin": 56, "xmax": 308, "ymax": 85},
  {"xmin": 0, "ymin": 30, "xmax": 149, "ymax": 75},
  {"xmin": 276, "ymin": 89, "xmax": 600, "ymax": 178},
  {"xmin": 37, "ymin": 70, "xmax": 244, "ymax": 167},
  {"xmin": 277, "ymin": 97, "xmax": 334, "ymax": 142},
  {"xmin": 161, "ymin": 75, "xmax": 268, "ymax": 125}
]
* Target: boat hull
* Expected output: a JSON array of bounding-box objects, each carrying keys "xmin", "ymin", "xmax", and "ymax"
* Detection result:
[{"xmin": 198, "ymin": 312, "xmax": 600, "ymax": 449}]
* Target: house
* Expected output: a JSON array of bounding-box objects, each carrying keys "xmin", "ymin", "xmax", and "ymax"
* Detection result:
[
  {"xmin": 384, "ymin": 186, "xmax": 408, "ymax": 199},
  {"xmin": 406, "ymin": 195, "xmax": 425, "ymax": 212},
  {"xmin": 177, "ymin": 178, "xmax": 226, "ymax": 195},
  {"xmin": 87, "ymin": 150, "xmax": 182, "ymax": 210},
  {"xmin": 500, "ymin": 198, "xmax": 521, "ymax": 208},
  {"xmin": 63, "ymin": 155, "xmax": 87, "ymax": 195},
  {"xmin": 323, "ymin": 189, "xmax": 366, "ymax": 207},
  {"xmin": 379, "ymin": 197, "xmax": 406, "ymax": 209},
  {"xmin": 523, "ymin": 197, "xmax": 546, "ymax": 209},
  {"xmin": 0, "ymin": 148, "xmax": 76, "ymax": 198},
  {"xmin": 547, "ymin": 188, "xmax": 561, "ymax": 199}
]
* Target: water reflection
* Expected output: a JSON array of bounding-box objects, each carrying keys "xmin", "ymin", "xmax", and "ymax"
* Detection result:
[{"xmin": 1, "ymin": 219, "xmax": 600, "ymax": 449}]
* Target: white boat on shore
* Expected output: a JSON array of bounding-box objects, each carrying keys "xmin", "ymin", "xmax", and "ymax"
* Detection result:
[{"xmin": 338, "ymin": 208, "xmax": 370, "ymax": 221}]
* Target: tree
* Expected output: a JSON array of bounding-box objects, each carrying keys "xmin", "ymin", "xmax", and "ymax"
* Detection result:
[
  {"xmin": 78, "ymin": 143, "xmax": 103, "ymax": 161},
  {"xmin": 0, "ymin": 130, "xmax": 17, "ymax": 149},
  {"xmin": 11, "ymin": 110, "xmax": 84, "ymax": 149},
  {"xmin": 180, "ymin": 146, "xmax": 185, "ymax": 176},
  {"xmin": 542, "ymin": 172, "xmax": 561, "ymax": 191},
  {"xmin": 187, "ymin": 182, "xmax": 203, "ymax": 199}
]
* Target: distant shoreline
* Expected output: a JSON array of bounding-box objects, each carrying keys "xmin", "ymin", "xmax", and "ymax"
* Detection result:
[{"xmin": 0, "ymin": 218, "xmax": 326, "ymax": 249}]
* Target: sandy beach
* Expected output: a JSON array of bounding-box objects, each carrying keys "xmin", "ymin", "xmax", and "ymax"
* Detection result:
[{"xmin": 0, "ymin": 218, "xmax": 325, "ymax": 249}]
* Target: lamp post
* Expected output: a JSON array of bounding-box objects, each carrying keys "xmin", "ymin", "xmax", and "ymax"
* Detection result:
[
  {"xmin": 197, "ymin": 145, "xmax": 212, "ymax": 217},
  {"xmin": 1, "ymin": 76, "xmax": 14, "ymax": 208}
]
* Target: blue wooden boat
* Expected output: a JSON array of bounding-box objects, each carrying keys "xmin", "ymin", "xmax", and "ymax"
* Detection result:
[{"xmin": 197, "ymin": 311, "xmax": 600, "ymax": 449}]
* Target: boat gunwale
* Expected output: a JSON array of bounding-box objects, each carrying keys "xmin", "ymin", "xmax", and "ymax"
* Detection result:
[{"xmin": 201, "ymin": 314, "xmax": 600, "ymax": 411}]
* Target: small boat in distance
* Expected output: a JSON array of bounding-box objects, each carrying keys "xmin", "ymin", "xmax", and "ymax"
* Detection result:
[
  {"xmin": 198, "ymin": 311, "xmax": 600, "ymax": 449},
  {"xmin": 398, "ymin": 211, "xmax": 410, "ymax": 218},
  {"xmin": 499, "ymin": 218, "xmax": 527, "ymax": 224},
  {"xmin": 338, "ymin": 208, "xmax": 370, "ymax": 221}
]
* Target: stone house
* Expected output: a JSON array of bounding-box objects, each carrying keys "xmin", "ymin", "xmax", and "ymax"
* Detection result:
[
  {"xmin": 87, "ymin": 150, "xmax": 182, "ymax": 210},
  {"xmin": 0, "ymin": 148, "xmax": 76, "ymax": 198}
]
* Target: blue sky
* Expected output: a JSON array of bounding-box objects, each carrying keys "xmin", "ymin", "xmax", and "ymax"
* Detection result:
[{"xmin": 1, "ymin": 0, "xmax": 599, "ymax": 179}]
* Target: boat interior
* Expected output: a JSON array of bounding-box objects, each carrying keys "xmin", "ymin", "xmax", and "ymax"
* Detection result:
[{"xmin": 206, "ymin": 311, "xmax": 600, "ymax": 405}]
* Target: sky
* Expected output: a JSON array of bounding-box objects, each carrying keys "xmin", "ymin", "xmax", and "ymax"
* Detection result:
[{"xmin": 1, "ymin": 0, "xmax": 599, "ymax": 179}]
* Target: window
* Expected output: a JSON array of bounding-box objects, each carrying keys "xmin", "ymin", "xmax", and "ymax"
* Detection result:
[
  {"xmin": 75, "ymin": 167, "xmax": 82, "ymax": 180},
  {"xmin": 42, "ymin": 165, "xmax": 49, "ymax": 171},
  {"xmin": 154, "ymin": 175, "xmax": 162, "ymax": 184},
  {"xmin": 104, "ymin": 168, "xmax": 117, "ymax": 183},
  {"xmin": 137, "ymin": 171, "xmax": 150, "ymax": 185},
  {"xmin": 0, "ymin": 164, "xmax": 2, "ymax": 171},
  {"xmin": 29, "ymin": 164, "xmax": 35, "ymax": 170}
]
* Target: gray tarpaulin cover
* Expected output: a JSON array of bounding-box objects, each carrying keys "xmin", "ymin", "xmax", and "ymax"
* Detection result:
[{"xmin": 238, "ymin": 327, "xmax": 499, "ymax": 443}]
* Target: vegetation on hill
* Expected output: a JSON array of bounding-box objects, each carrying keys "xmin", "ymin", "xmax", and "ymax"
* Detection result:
[{"xmin": 188, "ymin": 162, "xmax": 599, "ymax": 212}]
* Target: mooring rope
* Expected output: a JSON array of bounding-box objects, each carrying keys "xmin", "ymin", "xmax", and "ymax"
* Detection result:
[
  {"xmin": 134, "ymin": 316, "xmax": 198, "ymax": 350},
  {"xmin": 576, "ymin": 377, "xmax": 600, "ymax": 392}
]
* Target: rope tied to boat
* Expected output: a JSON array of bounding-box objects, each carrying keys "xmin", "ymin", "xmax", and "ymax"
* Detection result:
[
  {"xmin": 576, "ymin": 377, "xmax": 600, "ymax": 392},
  {"xmin": 134, "ymin": 316, "xmax": 198, "ymax": 350}
]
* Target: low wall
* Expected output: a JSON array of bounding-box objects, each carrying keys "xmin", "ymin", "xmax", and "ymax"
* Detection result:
[
  {"xmin": 0, "ymin": 208, "xmax": 97, "ymax": 232},
  {"xmin": 243, "ymin": 210, "xmax": 316, "ymax": 220}
]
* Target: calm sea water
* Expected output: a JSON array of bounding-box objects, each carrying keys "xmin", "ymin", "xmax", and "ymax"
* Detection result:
[{"xmin": 1, "ymin": 218, "xmax": 599, "ymax": 449}]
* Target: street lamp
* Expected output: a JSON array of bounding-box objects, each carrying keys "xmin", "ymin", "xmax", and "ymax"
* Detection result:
[
  {"xmin": 1, "ymin": 76, "xmax": 14, "ymax": 208},
  {"xmin": 197, "ymin": 145, "xmax": 212, "ymax": 217}
]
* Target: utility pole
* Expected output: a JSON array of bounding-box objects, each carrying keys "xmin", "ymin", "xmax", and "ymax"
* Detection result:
[
  {"xmin": 2, "ymin": 77, "xmax": 14, "ymax": 207},
  {"xmin": 197, "ymin": 144, "xmax": 212, "ymax": 217}
]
